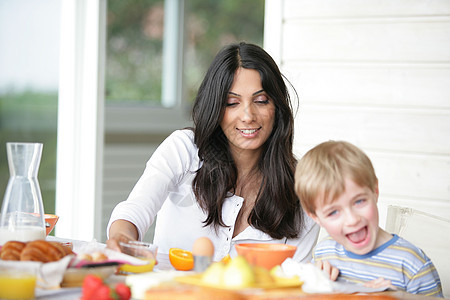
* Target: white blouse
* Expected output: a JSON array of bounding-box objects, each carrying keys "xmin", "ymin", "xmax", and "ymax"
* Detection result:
[{"xmin": 107, "ymin": 129, "xmax": 319, "ymax": 263}]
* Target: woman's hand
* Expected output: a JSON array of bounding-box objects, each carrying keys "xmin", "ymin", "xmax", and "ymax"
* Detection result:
[
  {"xmin": 315, "ymin": 260, "xmax": 339, "ymax": 281},
  {"xmin": 364, "ymin": 277, "xmax": 396, "ymax": 290},
  {"xmin": 106, "ymin": 220, "xmax": 139, "ymax": 252}
]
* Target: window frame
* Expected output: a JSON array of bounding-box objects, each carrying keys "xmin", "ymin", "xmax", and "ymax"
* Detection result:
[
  {"xmin": 104, "ymin": 0, "xmax": 191, "ymax": 135},
  {"xmin": 56, "ymin": 0, "xmax": 106, "ymax": 241},
  {"xmin": 56, "ymin": 0, "xmax": 191, "ymax": 241}
]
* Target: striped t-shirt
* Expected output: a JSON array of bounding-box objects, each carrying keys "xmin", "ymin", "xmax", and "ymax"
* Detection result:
[{"xmin": 313, "ymin": 234, "xmax": 443, "ymax": 297}]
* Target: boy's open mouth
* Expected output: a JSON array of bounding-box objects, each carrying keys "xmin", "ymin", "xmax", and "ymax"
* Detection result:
[{"xmin": 346, "ymin": 226, "xmax": 368, "ymax": 244}]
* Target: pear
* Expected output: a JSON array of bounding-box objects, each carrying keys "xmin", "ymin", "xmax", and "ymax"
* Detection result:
[
  {"xmin": 253, "ymin": 266, "xmax": 274, "ymax": 285},
  {"xmin": 202, "ymin": 262, "xmax": 225, "ymax": 286},
  {"xmin": 222, "ymin": 256, "xmax": 255, "ymax": 288}
]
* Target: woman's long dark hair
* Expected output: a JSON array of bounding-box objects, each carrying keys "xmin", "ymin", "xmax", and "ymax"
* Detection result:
[{"xmin": 192, "ymin": 42, "xmax": 303, "ymax": 239}]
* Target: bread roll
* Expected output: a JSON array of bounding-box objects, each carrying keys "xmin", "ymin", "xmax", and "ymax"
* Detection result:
[
  {"xmin": 91, "ymin": 251, "xmax": 108, "ymax": 262},
  {"xmin": 78, "ymin": 253, "xmax": 93, "ymax": 261},
  {"xmin": 0, "ymin": 241, "xmax": 27, "ymax": 260},
  {"xmin": 20, "ymin": 240, "xmax": 74, "ymax": 262},
  {"xmin": 77, "ymin": 251, "xmax": 109, "ymax": 262}
]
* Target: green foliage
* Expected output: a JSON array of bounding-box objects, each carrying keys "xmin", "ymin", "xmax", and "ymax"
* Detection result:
[
  {"xmin": 0, "ymin": 91, "xmax": 57, "ymax": 215},
  {"xmin": 184, "ymin": 0, "xmax": 264, "ymax": 102},
  {"xmin": 106, "ymin": 0, "xmax": 164, "ymax": 103},
  {"xmin": 105, "ymin": 0, "xmax": 264, "ymax": 103}
]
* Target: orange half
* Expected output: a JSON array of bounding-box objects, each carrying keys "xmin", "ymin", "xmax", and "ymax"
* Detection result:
[
  {"xmin": 169, "ymin": 248, "xmax": 194, "ymax": 271},
  {"xmin": 44, "ymin": 214, "xmax": 59, "ymax": 235}
]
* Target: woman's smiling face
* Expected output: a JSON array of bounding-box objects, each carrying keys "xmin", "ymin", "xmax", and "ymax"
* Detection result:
[{"xmin": 220, "ymin": 68, "xmax": 275, "ymax": 157}]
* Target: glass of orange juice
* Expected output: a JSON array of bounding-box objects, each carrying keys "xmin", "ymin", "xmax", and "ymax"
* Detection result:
[{"xmin": 0, "ymin": 268, "xmax": 37, "ymax": 300}]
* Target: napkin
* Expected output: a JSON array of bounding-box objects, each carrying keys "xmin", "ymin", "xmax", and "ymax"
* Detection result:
[
  {"xmin": 72, "ymin": 239, "xmax": 149, "ymax": 267},
  {"xmin": 281, "ymin": 258, "xmax": 390, "ymax": 294},
  {"xmin": 0, "ymin": 255, "xmax": 74, "ymax": 289},
  {"xmin": 125, "ymin": 271, "xmax": 187, "ymax": 300},
  {"xmin": 281, "ymin": 258, "xmax": 334, "ymax": 293}
]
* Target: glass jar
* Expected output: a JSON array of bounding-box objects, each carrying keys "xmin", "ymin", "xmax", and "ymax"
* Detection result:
[{"xmin": 0, "ymin": 143, "xmax": 46, "ymax": 245}]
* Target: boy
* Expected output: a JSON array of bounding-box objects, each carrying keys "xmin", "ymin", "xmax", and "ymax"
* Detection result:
[{"xmin": 295, "ymin": 140, "xmax": 443, "ymax": 297}]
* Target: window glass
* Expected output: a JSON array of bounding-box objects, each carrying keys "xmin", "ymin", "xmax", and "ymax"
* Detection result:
[
  {"xmin": 105, "ymin": 0, "xmax": 264, "ymax": 105},
  {"xmin": 106, "ymin": 0, "xmax": 164, "ymax": 104},
  {"xmin": 184, "ymin": 0, "xmax": 265, "ymax": 102},
  {"xmin": 0, "ymin": 1, "xmax": 60, "ymax": 217}
]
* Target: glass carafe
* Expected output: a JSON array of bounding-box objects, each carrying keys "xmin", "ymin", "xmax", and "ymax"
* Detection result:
[{"xmin": 0, "ymin": 142, "xmax": 46, "ymax": 245}]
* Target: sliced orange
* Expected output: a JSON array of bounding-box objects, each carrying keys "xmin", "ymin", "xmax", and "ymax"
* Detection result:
[{"xmin": 169, "ymin": 248, "xmax": 194, "ymax": 271}]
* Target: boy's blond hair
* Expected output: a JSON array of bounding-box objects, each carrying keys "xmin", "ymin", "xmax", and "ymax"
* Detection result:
[{"xmin": 295, "ymin": 141, "xmax": 378, "ymax": 215}]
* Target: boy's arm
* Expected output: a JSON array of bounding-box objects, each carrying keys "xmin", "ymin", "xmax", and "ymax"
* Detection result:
[
  {"xmin": 363, "ymin": 277, "xmax": 396, "ymax": 290},
  {"xmin": 317, "ymin": 261, "xmax": 395, "ymax": 289},
  {"xmin": 315, "ymin": 260, "xmax": 339, "ymax": 281}
]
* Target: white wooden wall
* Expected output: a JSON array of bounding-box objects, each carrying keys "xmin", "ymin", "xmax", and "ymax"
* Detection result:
[{"xmin": 264, "ymin": 0, "xmax": 450, "ymax": 225}]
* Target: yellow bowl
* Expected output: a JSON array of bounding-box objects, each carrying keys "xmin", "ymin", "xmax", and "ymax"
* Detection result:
[
  {"xmin": 118, "ymin": 260, "xmax": 156, "ymax": 274},
  {"xmin": 118, "ymin": 241, "xmax": 158, "ymax": 274},
  {"xmin": 44, "ymin": 214, "xmax": 59, "ymax": 236},
  {"xmin": 235, "ymin": 243, "xmax": 297, "ymax": 270}
]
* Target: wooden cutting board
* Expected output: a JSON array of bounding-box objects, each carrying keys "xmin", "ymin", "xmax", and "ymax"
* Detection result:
[{"xmin": 144, "ymin": 284, "xmax": 398, "ymax": 300}]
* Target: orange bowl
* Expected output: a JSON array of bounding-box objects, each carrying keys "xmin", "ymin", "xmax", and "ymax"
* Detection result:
[
  {"xmin": 44, "ymin": 214, "xmax": 59, "ymax": 235},
  {"xmin": 235, "ymin": 243, "xmax": 297, "ymax": 270}
]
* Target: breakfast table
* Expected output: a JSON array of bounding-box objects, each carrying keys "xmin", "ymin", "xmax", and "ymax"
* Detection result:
[{"xmin": 34, "ymin": 236, "xmax": 440, "ymax": 300}]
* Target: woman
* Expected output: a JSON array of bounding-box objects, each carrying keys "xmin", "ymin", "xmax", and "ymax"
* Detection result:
[{"xmin": 106, "ymin": 42, "xmax": 319, "ymax": 262}]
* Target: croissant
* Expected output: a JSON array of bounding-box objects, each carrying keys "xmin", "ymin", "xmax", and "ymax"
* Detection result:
[
  {"xmin": 20, "ymin": 240, "xmax": 74, "ymax": 262},
  {"xmin": 0, "ymin": 241, "xmax": 27, "ymax": 260},
  {"xmin": 0, "ymin": 240, "xmax": 74, "ymax": 262}
]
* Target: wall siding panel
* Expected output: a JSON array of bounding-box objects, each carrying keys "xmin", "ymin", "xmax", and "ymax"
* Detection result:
[
  {"xmin": 294, "ymin": 106, "xmax": 450, "ymax": 154},
  {"xmin": 283, "ymin": 19, "xmax": 450, "ymax": 62},
  {"xmin": 284, "ymin": 0, "xmax": 450, "ymax": 19},
  {"xmin": 285, "ymin": 65, "xmax": 450, "ymax": 109}
]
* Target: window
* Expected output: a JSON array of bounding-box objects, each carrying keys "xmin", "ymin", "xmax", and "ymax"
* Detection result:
[
  {"xmin": 101, "ymin": 0, "xmax": 264, "ymax": 242},
  {"xmin": 105, "ymin": 0, "xmax": 264, "ymax": 109},
  {"xmin": 0, "ymin": 0, "xmax": 265, "ymax": 240},
  {"xmin": 183, "ymin": 0, "xmax": 265, "ymax": 102},
  {"xmin": 106, "ymin": 1, "xmax": 165, "ymax": 104},
  {"xmin": 0, "ymin": 1, "xmax": 60, "ymax": 219}
]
